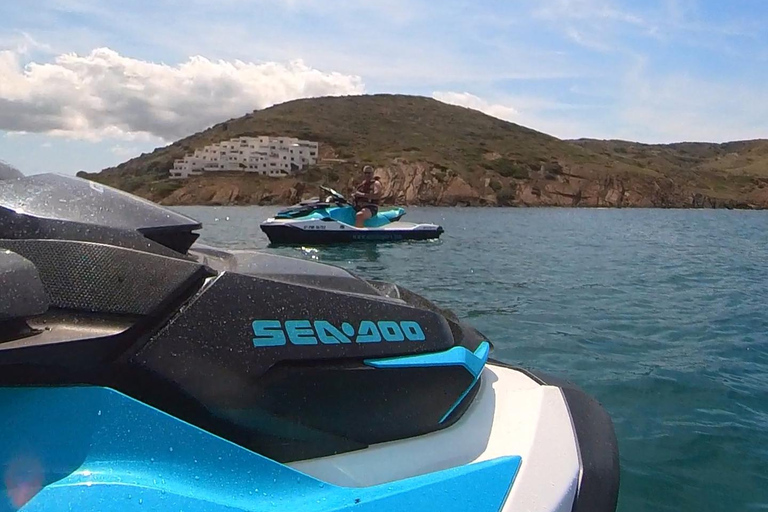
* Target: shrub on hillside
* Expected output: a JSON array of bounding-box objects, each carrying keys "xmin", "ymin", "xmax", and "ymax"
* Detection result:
[
  {"xmin": 495, "ymin": 185, "xmax": 518, "ymax": 204},
  {"xmin": 490, "ymin": 158, "xmax": 529, "ymax": 179}
]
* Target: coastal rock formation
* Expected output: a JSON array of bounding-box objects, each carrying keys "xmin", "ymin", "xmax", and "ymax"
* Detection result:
[{"xmin": 130, "ymin": 158, "xmax": 768, "ymax": 209}]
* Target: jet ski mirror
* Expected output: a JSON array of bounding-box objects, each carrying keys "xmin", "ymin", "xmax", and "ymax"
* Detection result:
[{"xmin": 0, "ymin": 250, "xmax": 50, "ymax": 322}]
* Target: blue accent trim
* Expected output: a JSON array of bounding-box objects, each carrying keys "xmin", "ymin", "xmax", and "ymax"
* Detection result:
[
  {"xmin": 444, "ymin": 342, "xmax": 490, "ymax": 423},
  {"xmin": 364, "ymin": 341, "xmax": 490, "ymax": 378},
  {"xmin": 276, "ymin": 204, "xmax": 406, "ymax": 228},
  {"xmin": 0, "ymin": 386, "xmax": 520, "ymax": 512},
  {"xmin": 439, "ymin": 376, "xmax": 482, "ymax": 424},
  {"xmin": 364, "ymin": 342, "xmax": 491, "ymax": 424}
]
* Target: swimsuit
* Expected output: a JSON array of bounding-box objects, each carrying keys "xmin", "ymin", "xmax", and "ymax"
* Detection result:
[{"xmin": 355, "ymin": 181, "xmax": 379, "ymax": 216}]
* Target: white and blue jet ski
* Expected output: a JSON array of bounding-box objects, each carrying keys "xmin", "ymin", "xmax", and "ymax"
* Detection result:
[
  {"xmin": 260, "ymin": 186, "xmax": 444, "ymax": 245},
  {"xmin": 0, "ymin": 174, "xmax": 618, "ymax": 512}
]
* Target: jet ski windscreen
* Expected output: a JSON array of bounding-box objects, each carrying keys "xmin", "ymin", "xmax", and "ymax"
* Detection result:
[{"xmin": 0, "ymin": 174, "xmax": 202, "ymax": 254}]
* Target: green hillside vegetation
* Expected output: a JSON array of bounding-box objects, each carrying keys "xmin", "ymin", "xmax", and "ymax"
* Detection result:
[
  {"xmin": 79, "ymin": 94, "xmax": 641, "ymax": 185},
  {"xmin": 571, "ymin": 138, "xmax": 768, "ymax": 178},
  {"xmin": 570, "ymin": 138, "xmax": 768, "ymax": 197},
  {"xmin": 78, "ymin": 94, "xmax": 768, "ymax": 208}
]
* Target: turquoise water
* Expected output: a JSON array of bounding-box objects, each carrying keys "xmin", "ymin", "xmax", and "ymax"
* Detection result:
[{"xmin": 177, "ymin": 206, "xmax": 768, "ymax": 512}]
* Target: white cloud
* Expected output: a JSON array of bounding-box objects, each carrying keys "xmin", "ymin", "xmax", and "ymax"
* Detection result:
[
  {"xmin": 110, "ymin": 144, "xmax": 140, "ymax": 158},
  {"xmin": 0, "ymin": 31, "xmax": 54, "ymax": 56},
  {"xmin": 432, "ymin": 92, "xmax": 520, "ymax": 122},
  {"xmin": 432, "ymin": 90, "xmax": 616, "ymax": 140},
  {"xmin": 530, "ymin": 0, "xmax": 758, "ymax": 54},
  {"xmin": 533, "ymin": 0, "xmax": 645, "ymax": 26},
  {"xmin": 616, "ymin": 63, "xmax": 768, "ymax": 143},
  {"xmin": 530, "ymin": 0, "xmax": 651, "ymax": 53},
  {"xmin": 0, "ymin": 47, "xmax": 365, "ymax": 141},
  {"xmin": 271, "ymin": 0, "xmax": 422, "ymax": 24},
  {"xmin": 434, "ymin": 72, "xmax": 768, "ymax": 143}
]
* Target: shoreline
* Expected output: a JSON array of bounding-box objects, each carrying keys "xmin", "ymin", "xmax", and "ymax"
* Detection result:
[{"xmin": 167, "ymin": 202, "xmax": 767, "ymax": 210}]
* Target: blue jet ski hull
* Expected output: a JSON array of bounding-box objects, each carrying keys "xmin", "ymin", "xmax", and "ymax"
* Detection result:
[{"xmin": 261, "ymin": 203, "xmax": 444, "ymax": 245}]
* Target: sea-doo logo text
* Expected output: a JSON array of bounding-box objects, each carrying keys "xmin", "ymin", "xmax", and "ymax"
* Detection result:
[{"xmin": 251, "ymin": 320, "xmax": 426, "ymax": 347}]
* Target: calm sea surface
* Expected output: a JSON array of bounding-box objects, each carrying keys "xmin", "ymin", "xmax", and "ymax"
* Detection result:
[{"xmin": 176, "ymin": 205, "xmax": 768, "ymax": 512}]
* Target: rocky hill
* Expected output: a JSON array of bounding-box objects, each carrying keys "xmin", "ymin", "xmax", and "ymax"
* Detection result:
[{"xmin": 78, "ymin": 95, "xmax": 768, "ymax": 209}]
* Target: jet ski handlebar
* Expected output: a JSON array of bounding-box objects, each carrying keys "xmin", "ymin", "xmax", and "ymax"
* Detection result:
[{"xmin": 320, "ymin": 185, "xmax": 349, "ymax": 204}]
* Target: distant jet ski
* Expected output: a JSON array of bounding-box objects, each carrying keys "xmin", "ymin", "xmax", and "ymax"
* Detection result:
[{"xmin": 260, "ymin": 186, "xmax": 444, "ymax": 245}]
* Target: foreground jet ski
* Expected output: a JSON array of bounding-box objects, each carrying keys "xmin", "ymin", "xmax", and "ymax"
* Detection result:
[
  {"xmin": 0, "ymin": 174, "xmax": 619, "ymax": 512},
  {"xmin": 260, "ymin": 186, "xmax": 444, "ymax": 245}
]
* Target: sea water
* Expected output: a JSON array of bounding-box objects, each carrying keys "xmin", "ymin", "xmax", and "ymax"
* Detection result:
[{"xmin": 177, "ymin": 205, "xmax": 768, "ymax": 512}]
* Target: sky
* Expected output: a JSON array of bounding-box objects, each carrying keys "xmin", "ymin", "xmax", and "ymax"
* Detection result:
[{"xmin": 1, "ymin": 0, "xmax": 767, "ymax": 175}]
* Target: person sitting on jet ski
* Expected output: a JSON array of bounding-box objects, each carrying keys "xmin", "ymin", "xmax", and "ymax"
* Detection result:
[{"xmin": 353, "ymin": 165, "xmax": 382, "ymax": 227}]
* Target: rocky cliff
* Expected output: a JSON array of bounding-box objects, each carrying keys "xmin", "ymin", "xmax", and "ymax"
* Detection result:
[{"xmin": 134, "ymin": 157, "xmax": 768, "ymax": 209}]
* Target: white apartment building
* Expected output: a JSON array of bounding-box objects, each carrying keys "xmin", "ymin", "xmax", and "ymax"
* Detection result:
[{"xmin": 169, "ymin": 136, "xmax": 319, "ymax": 179}]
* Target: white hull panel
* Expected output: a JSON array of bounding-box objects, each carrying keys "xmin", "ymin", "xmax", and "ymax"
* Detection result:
[{"xmin": 290, "ymin": 364, "xmax": 581, "ymax": 512}]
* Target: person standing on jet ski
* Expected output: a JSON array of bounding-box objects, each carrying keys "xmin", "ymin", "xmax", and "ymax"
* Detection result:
[{"xmin": 353, "ymin": 165, "xmax": 382, "ymax": 228}]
